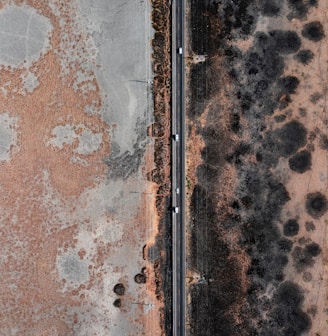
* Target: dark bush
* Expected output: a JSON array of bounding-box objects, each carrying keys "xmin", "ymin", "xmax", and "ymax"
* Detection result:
[
  {"xmin": 283, "ymin": 219, "xmax": 300, "ymax": 237},
  {"xmin": 135, "ymin": 273, "xmax": 147, "ymax": 284},
  {"xmin": 295, "ymin": 49, "xmax": 314, "ymax": 64},
  {"xmin": 278, "ymin": 76, "xmax": 300, "ymax": 94},
  {"xmin": 305, "ymin": 221, "xmax": 315, "ymax": 231},
  {"xmin": 274, "ymin": 115, "xmax": 286, "ymax": 123},
  {"xmin": 287, "ymin": 0, "xmax": 309, "ymax": 18},
  {"xmin": 113, "ymin": 283, "xmax": 125, "ymax": 296},
  {"xmin": 113, "ymin": 299, "xmax": 121, "ymax": 307},
  {"xmin": 288, "ymin": 150, "xmax": 312, "ymax": 173},
  {"xmin": 305, "ymin": 192, "xmax": 328, "ymax": 218},
  {"xmin": 272, "ymin": 120, "xmax": 307, "ymax": 157},
  {"xmin": 274, "ymin": 281, "xmax": 304, "ymax": 307},
  {"xmin": 262, "ymin": 1, "xmax": 280, "ymax": 16},
  {"xmin": 278, "ymin": 238, "xmax": 293, "ymax": 252},
  {"xmin": 292, "ymin": 246, "xmax": 315, "ymax": 271},
  {"xmin": 302, "ymin": 21, "xmax": 325, "ymax": 41},
  {"xmin": 305, "ymin": 242, "xmax": 321, "ymax": 257},
  {"xmin": 319, "ymin": 134, "xmax": 328, "ymax": 150},
  {"xmin": 269, "ymin": 30, "xmax": 301, "ymax": 54}
]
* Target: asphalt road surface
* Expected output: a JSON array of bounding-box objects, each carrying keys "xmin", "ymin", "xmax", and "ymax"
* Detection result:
[{"xmin": 171, "ymin": 0, "xmax": 186, "ymax": 335}]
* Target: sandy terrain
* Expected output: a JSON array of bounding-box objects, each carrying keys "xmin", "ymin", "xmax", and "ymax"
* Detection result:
[
  {"xmin": 0, "ymin": 1, "xmax": 165, "ymax": 335},
  {"xmin": 186, "ymin": 0, "xmax": 328, "ymax": 335}
]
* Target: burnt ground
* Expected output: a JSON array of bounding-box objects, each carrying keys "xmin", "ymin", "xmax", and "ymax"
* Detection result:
[{"xmin": 186, "ymin": 0, "xmax": 328, "ymax": 335}]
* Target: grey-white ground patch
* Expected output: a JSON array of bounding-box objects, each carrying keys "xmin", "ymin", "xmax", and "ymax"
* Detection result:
[
  {"xmin": 20, "ymin": 70, "xmax": 39, "ymax": 94},
  {"xmin": 74, "ymin": 129, "xmax": 102, "ymax": 155},
  {"xmin": 47, "ymin": 124, "xmax": 77, "ymax": 149},
  {"xmin": 76, "ymin": 0, "xmax": 154, "ymax": 157},
  {"xmin": 0, "ymin": 112, "xmax": 18, "ymax": 161},
  {"xmin": 56, "ymin": 249, "xmax": 90, "ymax": 286},
  {"xmin": 0, "ymin": 4, "xmax": 53, "ymax": 67},
  {"xmin": 47, "ymin": 124, "xmax": 102, "ymax": 155}
]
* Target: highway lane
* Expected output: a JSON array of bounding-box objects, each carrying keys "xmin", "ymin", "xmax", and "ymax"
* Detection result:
[{"xmin": 171, "ymin": 0, "xmax": 186, "ymax": 335}]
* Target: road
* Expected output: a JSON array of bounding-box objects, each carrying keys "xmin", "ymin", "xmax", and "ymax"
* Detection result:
[{"xmin": 171, "ymin": 0, "xmax": 186, "ymax": 335}]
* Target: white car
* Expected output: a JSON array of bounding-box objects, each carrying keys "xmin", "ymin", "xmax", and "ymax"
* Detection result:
[
  {"xmin": 173, "ymin": 206, "xmax": 179, "ymax": 214},
  {"xmin": 173, "ymin": 134, "xmax": 179, "ymax": 141},
  {"xmin": 178, "ymin": 47, "xmax": 183, "ymax": 55},
  {"xmin": 176, "ymin": 187, "xmax": 180, "ymax": 194}
]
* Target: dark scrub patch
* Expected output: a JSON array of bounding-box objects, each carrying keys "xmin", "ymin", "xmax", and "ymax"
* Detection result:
[
  {"xmin": 295, "ymin": 49, "xmax": 314, "ymax": 64},
  {"xmin": 278, "ymin": 76, "xmax": 300, "ymax": 94},
  {"xmin": 274, "ymin": 120, "xmax": 307, "ymax": 156},
  {"xmin": 269, "ymin": 30, "xmax": 301, "ymax": 54},
  {"xmin": 288, "ymin": 150, "xmax": 312, "ymax": 173},
  {"xmin": 239, "ymin": 169, "xmax": 291, "ymax": 284},
  {"xmin": 254, "ymin": 79, "xmax": 269, "ymax": 98},
  {"xmin": 197, "ymin": 164, "xmax": 219, "ymax": 189},
  {"xmin": 135, "ymin": 273, "xmax": 147, "ymax": 284},
  {"xmin": 305, "ymin": 242, "xmax": 321, "ymax": 257},
  {"xmin": 189, "ymin": 61, "xmax": 217, "ymax": 115},
  {"xmin": 113, "ymin": 299, "xmax": 121, "ymax": 308},
  {"xmin": 283, "ymin": 219, "xmax": 300, "ymax": 237},
  {"xmin": 113, "ymin": 283, "xmax": 125, "ymax": 296},
  {"xmin": 264, "ymin": 121, "xmax": 307, "ymax": 165},
  {"xmin": 190, "ymin": 1, "xmax": 218, "ymax": 55},
  {"xmin": 298, "ymin": 236, "xmax": 310, "ymax": 245},
  {"xmin": 303, "ymin": 272, "xmax": 313, "ymax": 282},
  {"xmin": 218, "ymin": 0, "xmax": 259, "ymax": 40},
  {"xmin": 135, "ymin": 268, "xmax": 147, "ymax": 284},
  {"xmin": 249, "ymin": 33, "xmax": 286, "ymax": 78},
  {"xmin": 225, "ymin": 143, "xmax": 251, "ymax": 165},
  {"xmin": 230, "ymin": 113, "xmax": 241, "ymax": 133},
  {"xmin": 277, "ymin": 93, "xmax": 292, "ymax": 110},
  {"xmin": 309, "ymin": 130, "xmax": 317, "ymax": 141},
  {"xmin": 278, "ymin": 238, "xmax": 293, "ymax": 252},
  {"xmin": 223, "ymin": 46, "xmax": 242, "ymax": 59},
  {"xmin": 308, "ymin": 0, "xmax": 318, "ymax": 6},
  {"xmin": 274, "ymin": 281, "xmax": 304, "ymax": 307},
  {"xmin": 274, "ymin": 114, "xmax": 286, "ymax": 123},
  {"xmin": 261, "ymin": 1, "xmax": 280, "ymax": 16},
  {"xmin": 302, "ymin": 21, "xmax": 325, "ymax": 42},
  {"xmin": 299, "ymin": 107, "xmax": 307, "ymax": 117},
  {"xmin": 189, "ymin": 184, "xmax": 249, "ymax": 335},
  {"xmin": 306, "ymin": 221, "xmax": 315, "ymax": 231},
  {"xmin": 268, "ymin": 281, "xmax": 312, "ymax": 335},
  {"xmin": 292, "ymin": 246, "xmax": 317, "ymax": 271},
  {"xmin": 319, "ymin": 134, "xmax": 328, "ymax": 150},
  {"xmin": 189, "ymin": 1, "xmax": 312, "ymax": 334},
  {"xmin": 241, "ymin": 195, "xmax": 252, "ymax": 208},
  {"xmin": 307, "ymin": 305, "xmax": 317, "ymax": 316},
  {"xmin": 310, "ymin": 92, "xmax": 322, "ymax": 104},
  {"xmin": 287, "ymin": 0, "xmax": 309, "ymax": 19},
  {"xmin": 306, "ymin": 192, "xmax": 328, "ymax": 218}
]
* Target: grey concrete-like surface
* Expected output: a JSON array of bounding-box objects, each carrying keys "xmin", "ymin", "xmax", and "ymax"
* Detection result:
[
  {"xmin": 77, "ymin": 0, "xmax": 154, "ymax": 160},
  {"xmin": 0, "ymin": 5, "xmax": 52, "ymax": 67},
  {"xmin": 0, "ymin": 112, "xmax": 17, "ymax": 161}
]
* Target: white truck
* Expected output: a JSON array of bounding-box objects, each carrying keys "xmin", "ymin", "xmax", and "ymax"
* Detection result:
[{"xmin": 173, "ymin": 206, "xmax": 179, "ymax": 214}]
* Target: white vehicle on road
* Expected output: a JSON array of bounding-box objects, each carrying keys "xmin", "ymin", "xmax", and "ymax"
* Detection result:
[
  {"xmin": 178, "ymin": 47, "xmax": 183, "ymax": 55},
  {"xmin": 173, "ymin": 134, "xmax": 179, "ymax": 141},
  {"xmin": 173, "ymin": 206, "xmax": 179, "ymax": 214},
  {"xmin": 176, "ymin": 187, "xmax": 180, "ymax": 194}
]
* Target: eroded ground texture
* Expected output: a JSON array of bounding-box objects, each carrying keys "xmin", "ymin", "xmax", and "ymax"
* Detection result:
[
  {"xmin": 0, "ymin": 1, "xmax": 167, "ymax": 335},
  {"xmin": 187, "ymin": 0, "xmax": 328, "ymax": 335}
]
